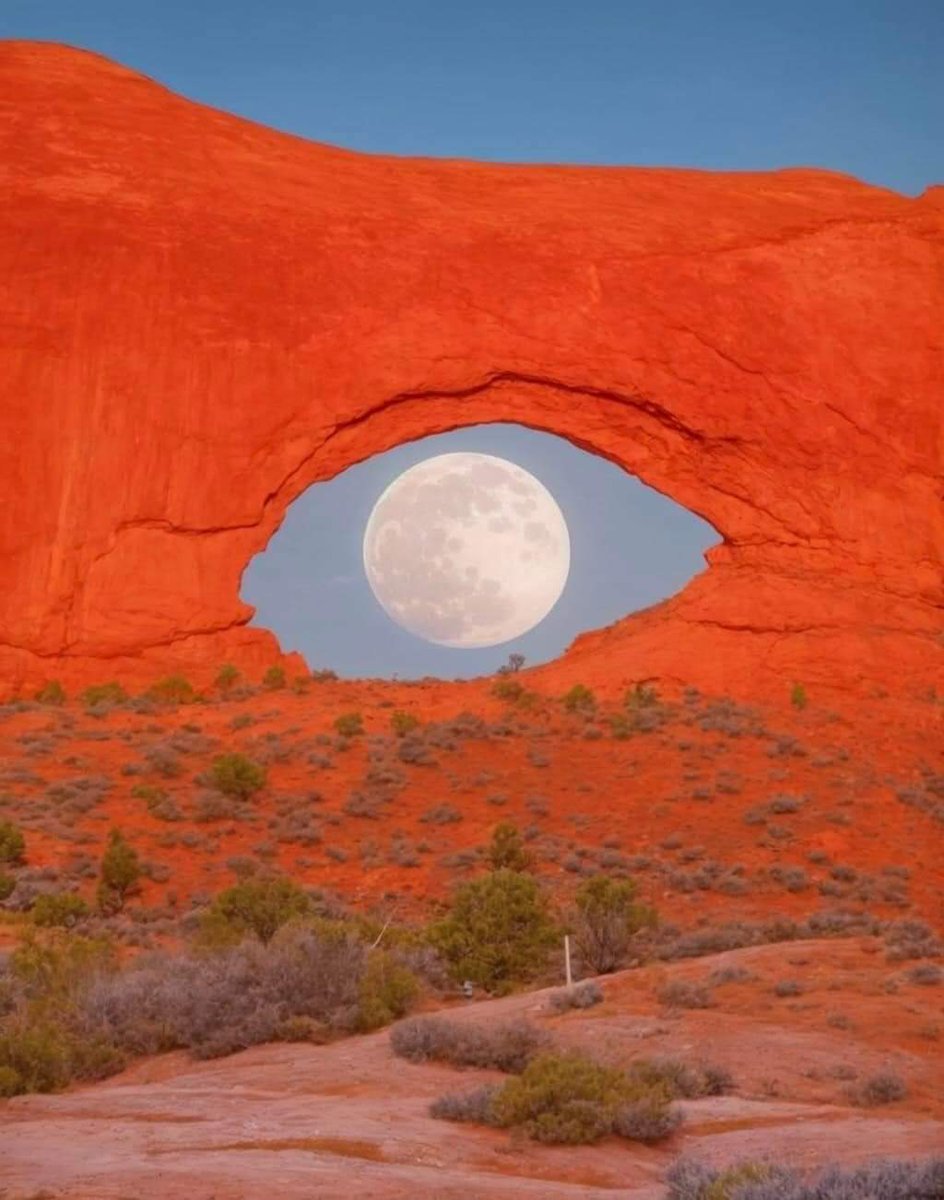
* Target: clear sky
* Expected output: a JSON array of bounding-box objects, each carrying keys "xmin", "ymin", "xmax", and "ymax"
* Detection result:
[{"xmin": 4, "ymin": 2, "xmax": 941, "ymax": 677}]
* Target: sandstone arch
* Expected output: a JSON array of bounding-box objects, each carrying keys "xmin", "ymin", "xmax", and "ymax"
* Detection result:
[{"xmin": 1, "ymin": 42, "xmax": 941, "ymax": 697}]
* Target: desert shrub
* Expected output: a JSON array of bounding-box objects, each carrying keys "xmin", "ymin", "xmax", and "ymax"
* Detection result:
[
  {"xmin": 215, "ymin": 663, "xmax": 240, "ymax": 690},
  {"xmin": 0, "ymin": 873, "xmax": 15, "ymax": 901},
  {"xmin": 906, "ymin": 963, "xmax": 943, "ymax": 986},
  {"xmin": 665, "ymin": 1159, "xmax": 780, "ymax": 1200},
  {"xmin": 356, "ymin": 950, "xmax": 420, "ymax": 1031},
  {"xmin": 562, "ymin": 684, "xmax": 595, "ymax": 714},
  {"xmin": 34, "ymin": 680, "xmax": 66, "ymax": 706},
  {"xmin": 547, "ymin": 979, "xmax": 603, "ymax": 1012},
  {"xmin": 391, "ymin": 1016, "xmax": 548, "ymax": 1072},
  {"xmin": 0, "ymin": 820, "xmax": 25, "ymax": 865},
  {"xmin": 848, "ymin": 1070, "xmax": 908, "ymax": 1106},
  {"xmin": 210, "ymin": 753, "xmax": 266, "ymax": 799},
  {"xmin": 75, "ymin": 924, "xmax": 414, "ymax": 1061},
  {"xmin": 486, "ymin": 822, "xmax": 532, "ymax": 872},
  {"xmin": 428, "ymin": 869, "xmax": 558, "ymax": 992},
  {"xmin": 488, "ymin": 1052, "xmax": 679, "ymax": 1145},
  {"xmin": 148, "ymin": 675, "xmax": 196, "ymax": 704},
  {"xmin": 570, "ymin": 874, "xmax": 656, "ymax": 973},
  {"xmin": 263, "ymin": 665, "xmax": 286, "ymax": 690},
  {"xmin": 81, "ymin": 682, "xmax": 127, "ymax": 707},
  {"xmin": 390, "ymin": 710, "xmax": 419, "ymax": 736},
  {"xmin": 492, "ymin": 677, "xmax": 524, "ymax": 703},
  {"xmin": 311, "ymin": 668, "xmax": 338, "ymax": 682},
  {"xmin": 611, "ymin": 1094, "xmax": 683, "ymax": 1142},
  {"xmin": 625, "ymin": 683, "xmax": 659, "ymax": 709},
  {"xmin": 707, "ymin": 964, "xmax": 752, "ymax": 986},
  {"xmin": 790, "ymin": 682, "xmax": 808, "ymax": 709},
  {"xmin": 97, "ymin": 829, "xmax": 141, "ymax": 914},
  {"xmin": 429, "ymin": 1084, "xmax": 500, "ymax": 1124},
  {"xmin": 132, "ymin": 785, "xmax": 183, "ymax": 822},
  {"xmin": 664, "ymin": 1155, "xmax": 944, "ymax": 1200},
  {"xmin": 658, "ymin": 979, "xmax": 712, "ymax": 1009},
  {"xmin": 334, "ymin": 712, "xmax": 364, "ymax": 737},
  {"xmin": 773, "ymin": 978, "xmax": 805, "ymax": 997},
  {"xmin": 200, "ymin": 875, "xmax": 311, "ymax": 945},
  {"xmin": 629, "ymin": 1056, "xmax": 733, "ymax": 1099},
  {"xmin": 884, "ymin": 918, "xmax": 942, "ymax": 962},
  {"xmin": 31, "ymin": 892, "xmax": 90, "ymax": 928},
  {"xmin": 420, "ymin": 803, "xmax": 463, "ymax": 825}
]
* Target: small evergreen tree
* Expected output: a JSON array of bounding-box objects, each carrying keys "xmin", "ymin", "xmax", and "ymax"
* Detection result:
[
  {"xmin": 0, "ymin": 821, "xmax": 25, "ymax": 866},
  {"xmin": 486, "ymin": 823, "xmax": 532, "ymax": 872},
  {"xmin": 201, "ymin": 875, "xmax": 311, "ymax": 945},
  {"xmin": 571, "ymin": 875, "xmax": 656, "ymax": 974},
  {"xmin": 34, "ymin": 680, "xmax": 66, "ymax": 706},
  {"xmin": 97, "ymin": 829, "xmax": 141, "ymax": 913},
  {"xmin": 429, "ymin": 869, "xmax": 557, "ymax": 992},
  {"xmin": 215, "ymin": 663, "xmax": 240, "ymax": 691}
]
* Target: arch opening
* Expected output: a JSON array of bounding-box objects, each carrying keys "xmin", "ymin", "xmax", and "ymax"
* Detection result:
[{"xmin": 242, "ymin": 422, "xmax": 718, "ymax": 679}]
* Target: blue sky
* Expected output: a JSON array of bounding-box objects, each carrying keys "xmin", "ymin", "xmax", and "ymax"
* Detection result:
[{"xmin": 5, "ymin": 2, "xmax": 941, "ymax": 676}]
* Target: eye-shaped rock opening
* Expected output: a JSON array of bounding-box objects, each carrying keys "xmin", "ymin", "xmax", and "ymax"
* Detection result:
[{"xmin": 242, "ymin": 421, "xmax": 718, "ymax": 680}]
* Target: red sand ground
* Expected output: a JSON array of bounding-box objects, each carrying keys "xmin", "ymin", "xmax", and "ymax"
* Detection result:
[{"xmin": 0, "ymin": 678, "xmax": 941, "ymax": 928}]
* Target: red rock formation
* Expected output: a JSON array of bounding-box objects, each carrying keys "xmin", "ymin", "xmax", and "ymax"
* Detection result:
[{"xmin": 1, "ymin": 41, "xmax": 941, "ymax": 698}]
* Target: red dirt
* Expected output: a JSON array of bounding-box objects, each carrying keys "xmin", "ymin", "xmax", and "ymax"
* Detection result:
[
  {"xmin": 2, "ymin": 941, "xmax": 942, "ymax": 1199},
  {"xmin": 1, "ymin": 682, "xmax": 941, "ymax": 928},
  {"xmin": 1, "ymin": 41, "xmax": 942, "ymax": 699}
]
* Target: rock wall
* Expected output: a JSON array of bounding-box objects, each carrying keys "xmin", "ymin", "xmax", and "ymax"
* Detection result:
[{"xmin": 1, "ymin": 42, "xmax": 941, "ymax": 697}]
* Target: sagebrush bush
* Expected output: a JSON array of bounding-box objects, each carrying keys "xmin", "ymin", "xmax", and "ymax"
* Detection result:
[
  {"xmin": 0, "ymin": 923, "xmax": 422, "ymax": 1093},
  {"xmin": 390, "ymin": 710, "xmax": 419, "ymax": 736},
  {"xmin": 210, "ymin": 753, "xmax": 266, "ymax": 799},
  {"xmin": 658, "ymin": 978, "xmax": 713, "ymax": 1009},
  {"xmin": 31, "ymin": 892, "xmax": 90, "ymax": 928},
  {"xmin": 334, "ymin": 712, "xmax": 364, "ymax": 737},
  {"xmin": 547, "ymin": 980, "xmax": 603, "ymax": 1012},
  {"xmin": 486, "ymin": 1051, "xmax": 680, "ymax": 1145},
  {"xmin": 429, "ymin": 1084, "xmax": 500, "ymax": 1124},
  {"xmin": 611, "ymin": 1094, "xmax": 683, "ymax": 1141},
  {"xmin": 665, "ymin": 1155, "xmax": 944, "ymax": 1200},
  {"xmin": 848, "ymin": 1071, "xmax": 908, "ymax": 1106},
  {"xmin": 629, "ymin": 1056, "xmax": 733, "ymax": 1099},
  {"xmin": 428, "ymin": 869, "xmax": 558, "ymax": 992},
  {"xmin": 391, "ymin": 1016, "xmax": 548, "ymax": 1072}
]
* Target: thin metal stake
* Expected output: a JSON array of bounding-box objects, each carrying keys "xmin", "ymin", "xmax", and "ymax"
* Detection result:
[{"xmin": 564, "ymin": 934, "xmax": 573, "ymax": 988}]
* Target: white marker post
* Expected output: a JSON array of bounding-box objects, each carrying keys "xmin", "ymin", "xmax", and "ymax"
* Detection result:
[{"xmin": 564, "ymin": 934, "xmax": 573, "ymax": 988}]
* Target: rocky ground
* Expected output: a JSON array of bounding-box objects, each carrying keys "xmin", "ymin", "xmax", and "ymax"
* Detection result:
[
  {"xmin": 0, "ymin": 678, "xmax": 941, "ymax": 1197},
  {"xmin": 2, "ymin": 938, "xmax": 943, "ymax": 1199}
]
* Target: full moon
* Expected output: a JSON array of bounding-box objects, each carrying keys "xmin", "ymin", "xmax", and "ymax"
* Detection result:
[{"xmin": 362, "ymin": 452, "xmax": 570, "ymax": 648}]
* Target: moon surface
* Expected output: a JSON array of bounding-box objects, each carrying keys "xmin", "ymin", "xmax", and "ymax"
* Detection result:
[{"xmin": 362, "ymin": 452, "xmax": 570, "ymax": 647}]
